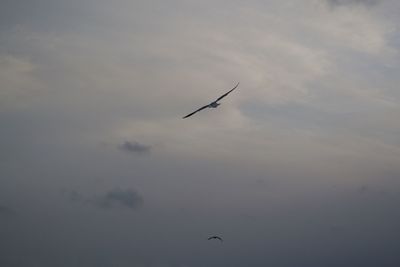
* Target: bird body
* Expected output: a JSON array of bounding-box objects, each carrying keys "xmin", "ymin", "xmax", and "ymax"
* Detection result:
[
  {"xmin": 209, "ymin": 102, "xmax": 220, "ymax": 108},
  {"xmin": 182, "ymin": 82, "xmax": 239, "ymax": 119},
  {"xmin": 207, "ymin": 235, "xmax": 223, "ymax": 242}
]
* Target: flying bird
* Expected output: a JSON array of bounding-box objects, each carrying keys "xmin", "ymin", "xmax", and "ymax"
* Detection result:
[
  {"xmin": 207, "ymin": 235, "xmax": 223, "ymax": 242},
  {"xmin": 183, "ymin": 82, "xmax": 239, "ymax": 119}
]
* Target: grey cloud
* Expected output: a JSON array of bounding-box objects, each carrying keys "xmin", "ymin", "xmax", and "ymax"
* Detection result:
[
  {"xmin": 93, "ymin": 189, "xmax": 143, "ymax": 210},
  {"xmin": 327, "ymin": 0, "xmax": 379, "ymax": 7},
  {"xmin": 66, "ymin": 189, "xmax": 144, "ymax": 210},
  {"xmin": 119, "ymin": 141, "xmax": 151, "ymax": 155},
  {"xmin": 65, "ymin": 190, "xmax": 86, "ymax": 203},
  {"xmin": 357, "ymin": 185, "xmax": 369, "ymax": 194}
]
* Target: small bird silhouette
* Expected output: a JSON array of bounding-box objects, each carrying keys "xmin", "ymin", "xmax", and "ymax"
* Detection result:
[
  {"xmin": 207, "ymin": 235, "xmax": 223, "ymax": 242},
  {"xmin": 183, "ymin": 82, "xmax": 239, "ymax": 119}
]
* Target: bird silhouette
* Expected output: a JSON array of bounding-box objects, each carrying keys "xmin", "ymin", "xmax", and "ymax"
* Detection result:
[
  {"xmin": 207, "ymin": 235, "xmax": 223, "ymax": 242},
  {"xmin": 183, "ymin": 82, "xmax": 239, "ymax": 119}
]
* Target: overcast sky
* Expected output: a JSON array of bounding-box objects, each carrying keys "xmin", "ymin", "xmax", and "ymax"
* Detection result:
[{"xmin": 1, "ymin": 0, "xmax": 400, "ymax": 266}]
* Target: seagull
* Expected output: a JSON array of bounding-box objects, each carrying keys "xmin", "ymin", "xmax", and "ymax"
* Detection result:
[
  {"xmin": 207, "ymin": 235, "xmax": 223, "ymax": 242},
  {"xmin": 183, "ymin": 82, "xmax": 239, "ymax": 119}
]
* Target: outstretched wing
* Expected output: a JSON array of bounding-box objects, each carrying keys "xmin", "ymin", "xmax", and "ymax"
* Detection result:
[
  {"xmin": 182, "ymin": 104, "xmax": 210, "ymax": 119},
  {"xmin": 215, "ymin": 82, "xmax": 239, "ymax": 102}
]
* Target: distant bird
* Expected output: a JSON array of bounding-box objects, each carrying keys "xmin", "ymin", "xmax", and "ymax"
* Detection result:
[
  {"xmin": 183, "ymin": 82, "xmax": 239, "ymax": 119},
  {"xmin": 207, "ymin": 235, "xmax": 223, "ymax": 242}
]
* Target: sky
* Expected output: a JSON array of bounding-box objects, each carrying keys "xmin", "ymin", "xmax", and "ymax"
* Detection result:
[{"xmin": 1, "ymin": 0, "xmax": 400, "ymax": 266}]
